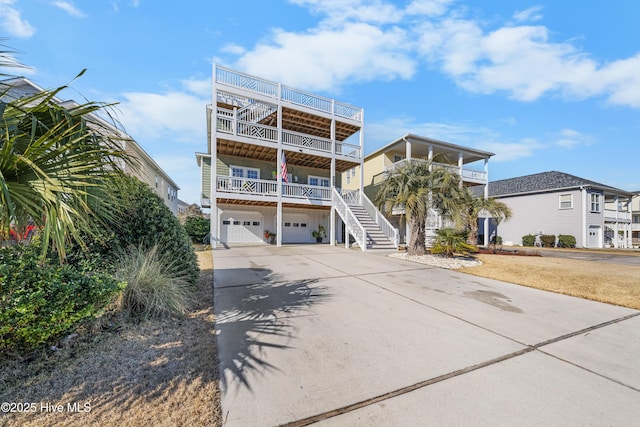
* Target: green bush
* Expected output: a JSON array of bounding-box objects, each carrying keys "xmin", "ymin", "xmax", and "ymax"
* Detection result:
[
  {"xmin": 184, "ymin": 216, "xmax": 210, "ymax": 243},
  {"xmin": 0, "ymin": 243, "xmax": 125, "ymax": 354},
  {"xmin": 557, "ymin": 234, "xmax": 577, "ymax": 248},
  {"xmin": 522, "ymin": 234, "xmax": 536, "ymax": 246},
  {"xmin": 66, "ymin": 175, "xmax": 199, "ymax": 285},
  {"xmin": 431, "ymin": 228, "xmax": 477, "ymax": 258},
  {"xmin": 115, "ymin": 245, "xmax": 195, "ymax": 318},
  {"xmin": 540, "ymin": 234, "xmax": 556, "ymax": 247}
]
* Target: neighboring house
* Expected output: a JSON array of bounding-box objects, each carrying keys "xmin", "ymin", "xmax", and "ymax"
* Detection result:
[
  {"xmin": 474, "ymin": 171, "xmax": 634, "ymax": 248},
  {"xmin": 0, "ymin": 77, "xmax": 180, "ymax": 214},
  {"xmin": 197, "ymin": 65, "xmax": 397, "ymax": 250},
  {"xmin": 343, "ymin": 134, "xmax": 494, "ymax": 246},
  {"xmin": 632, "ymin": 193, "xmax": 640, "ymax": 248}
]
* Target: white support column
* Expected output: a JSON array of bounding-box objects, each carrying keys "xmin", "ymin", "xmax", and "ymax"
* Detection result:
[
  {"xmin": 276, "ymin": 83, "xmax": 283, "ymax": 247},
  {"xmin": 330, "ymin": 112, "xmax": 337, "ymax": 246},
  {"xmin": 405, "ymin": 138, "xmax": 411, "ymax": 161},
  {"xmin": 210, "ymin": 66, "xmax": 218, "ymax": 249},
  {"xmin": 581, "ymin": 188, "xmax": 588, "ymax": 247},
  {"xmin": 428, "ymin": 145, "xmax": 433, "ymax": 170},
  {"xmin": 458, "ymin": 151, "xmax": 464, "ymax": 189},
  {"xmin": 358, "ymin": 112, "xmax": 365, "ymax": 196},
  {"xmin": 345, "ymin": 212, "xmax": 349, "ymax": 249},
  {"xmin": 483, "ymin": 157, "xmax": 489, "ymax": 247},
  {"xmin": 614, "ymin": 196, "xmax": 620, "ymax": 248}
]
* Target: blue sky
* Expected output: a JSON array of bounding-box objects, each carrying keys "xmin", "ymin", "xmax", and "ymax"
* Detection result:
[{"xmin": 2, "ymin": 0, "xmax": 639, "ymax": 204}]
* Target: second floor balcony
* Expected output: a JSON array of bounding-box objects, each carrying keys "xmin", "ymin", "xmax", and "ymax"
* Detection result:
[
  {"xmin": 383, "ymin": 158, "xmax": 488, "ymax": 184},
  {"xmin": 216, "ymin": 175, "xmax": 332, "ymax": 205}
]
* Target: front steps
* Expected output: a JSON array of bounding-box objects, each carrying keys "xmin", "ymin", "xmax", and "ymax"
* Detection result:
[{"xmin": 348, "ymin": 204, "xmax": 396, "ymax": 250}]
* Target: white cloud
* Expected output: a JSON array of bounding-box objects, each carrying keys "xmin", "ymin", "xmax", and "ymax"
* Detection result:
[
  {"xmin": 182, "ymin": 78, "xmax": 211, "ymax": 96},
  {"xmin": 116, "ymin": 90, "xmax": 208, "ymax": 144},
  {"xmin": 236, "ymin": 23, "xmax": 415, "ymax": 91},
  {"xmin": 221, "ymin": 0, "xmax": 640, "ymax": 108},
  {"xmin": 554, "ymin": 128, "xmax": 593, "ymax": 149},
  {"xmin": 483, "ymin": 138, "xmax": 545, "ymax": 162},
  {"xmin": 0, "ymin": 0, "xmax": 36, "ymax": 38},
  {"xmin": 513, "ymin": 6, "xmax": 543, "ymax": 23},
  {"xmin": 52, "ymin": 1, "xmax": 87, "ymax": 18}
]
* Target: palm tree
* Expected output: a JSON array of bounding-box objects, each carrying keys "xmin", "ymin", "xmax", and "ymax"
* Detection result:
[
  {"xmin": 1, "ymin": 69, "xmax": 134, "ymax": 260},
  {"xmin": 374, "ymin": 159, "xmax": 465, "ymax": 256},
  {"xmin": 456, "ymin": 189, "xmax": 512, "ymax": 245}
]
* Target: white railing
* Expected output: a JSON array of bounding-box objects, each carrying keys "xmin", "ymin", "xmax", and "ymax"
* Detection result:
[
  {"xmin": 282, "ymin": 86, "xmax": 332, "ymax": 114},
  {"xmin": 282, "ymin": 130, "xmax": 332, "ymax": 153},
  {"xmin": 216, "ymin": 66, "xmax": 278, "ymax": 98},
  {"xmin": 217, "ymin": 176, "xmax": 331, "ymax": 201},
  {"xmin": 237, "ymin": 121, "xmax": 278, "ymax": 142},
  {"xmin": 334, "ymin": 101, "xmax": 363, "ymax": 121},
  {"xmin": 216, "ymin": 107, "xmax": 234, "ymax": 134},
  {"xmin": 340, "ymin": 188, "xmax": 360, "ymax": 204},
  {"xmin": 336, "ymin": 141, "xmax": 361, "ymax": 159},
  {"xmin": 332, "ymin": 188, "xmax": 366, "ymax": 251},
  {"xmin": 604, "ymin": 209, "xmax": 631, "ymax": 221},
  {"xmin": 283, "ymin": 182, "xmax": 331, "ymax": 200},
  {"xmin": 237, "ymin": 102, "xmax": 277, "ymax": 123},
  {"xmin": 217, "ymin": 176, "xmax": 278, "ymax": 196},
  {"xmin": 383, "ymin": 159, "xmax": 487, "ymax": 183},
  {"xmin": 359, "ymin": 190, "xmax": 399, "ymax": 248},
  {"xmin": 216, "ymin": 65, "xmax": 364, "ymax": 123}
]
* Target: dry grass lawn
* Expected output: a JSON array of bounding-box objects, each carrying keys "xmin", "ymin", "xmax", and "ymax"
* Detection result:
[
  {"xmin": 460, "ymin": 252, "xmax": 640, "ymax": 310},
  {"xmin": 0, "ymin": 249, "xmax": 221, "ymax": 427}
]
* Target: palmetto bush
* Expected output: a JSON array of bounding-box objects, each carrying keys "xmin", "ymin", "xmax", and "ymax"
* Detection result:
[
  {"xmin": 431, "ymin": 228, "xmax": 478, "ymax": 258},
  {"xmin": 115, "ymin": 245, "xmax": 195, "ymax": 318}
]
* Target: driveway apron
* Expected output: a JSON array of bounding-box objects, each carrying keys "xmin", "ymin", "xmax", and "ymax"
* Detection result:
[{"xmin": 213, "ymin": 245, "xmax": 640, "ymax": 427}]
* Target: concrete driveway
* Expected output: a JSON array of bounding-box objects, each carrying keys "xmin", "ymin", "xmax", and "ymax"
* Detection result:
[{"xmin": 213, "ymin": 244, "xmax": 640, "ymax": 426}]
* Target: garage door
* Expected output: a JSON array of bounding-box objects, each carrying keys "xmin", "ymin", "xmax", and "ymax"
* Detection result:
[
  {"xmin": 221, "ymin": 212, "xmax": 263, "ymax": 243},
  {"xmin": 282, "ymin": 214, "xmax": 310, "ymax": 243}
]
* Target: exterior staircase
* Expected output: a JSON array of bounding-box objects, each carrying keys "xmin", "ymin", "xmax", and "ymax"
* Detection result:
[{"xmin": 348, "ymin": 204, "xmax": 397, "ymax": 249}]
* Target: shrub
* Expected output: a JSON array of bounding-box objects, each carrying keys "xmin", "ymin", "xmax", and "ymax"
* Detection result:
[
  {"xmin": 115, "ymin": 245, "xmax": 194, "ymax": 318},
  {"xmin": 522, "ymin": 234, "xmax": 536, "ymax": 246},
  {"xmin": 540, "ymin": 234, "xmax": 556, "ymax": 247},
  {"xmin": 184, "ymin": 216, "xmax": 210, "ymax": 243},
  {"xmin": 0, "ymin": 243, "xmax": 125, "ymax": 354},
  {"xmin": 557, "ymin": 234, "xmax": 577, "ymax": 248},
  {"xmin": 66, "ymin": 175, "xmax": 199, "ymax": 285},
  {"xmin": 431, "ymin": 228, "xmax": 478, "ymax": 258}
]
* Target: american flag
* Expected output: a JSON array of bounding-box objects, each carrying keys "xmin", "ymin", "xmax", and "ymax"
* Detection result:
[{"xmin": 281, "ymin": 151, "xmax": 289, "ymax": 183}]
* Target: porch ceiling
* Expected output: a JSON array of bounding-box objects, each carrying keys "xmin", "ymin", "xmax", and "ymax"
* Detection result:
[
  {"xmin": 258, "ymin": 108, "xmax": 360, "ymax": 142},
  {"xmin": 217, "ymin": 199, "xmax": 331, "ymax": 210},
  {"xmin": 217, "ymin": 138, "xmax": 359, "ymax": 172}
]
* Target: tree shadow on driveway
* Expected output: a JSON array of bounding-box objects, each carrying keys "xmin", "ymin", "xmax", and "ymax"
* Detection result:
[{"xmin": 214, "ymin": 268, "xmax": 330, "ymax": 393}]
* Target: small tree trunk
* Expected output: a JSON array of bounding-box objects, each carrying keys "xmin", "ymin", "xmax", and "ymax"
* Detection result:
[
  {"xmin": 467, "ymin": 222, "xmax": 479, "ymax": 246},
  {"xmin": 408, "ymin": 217, "xmax": 427, "ymax": 256}
]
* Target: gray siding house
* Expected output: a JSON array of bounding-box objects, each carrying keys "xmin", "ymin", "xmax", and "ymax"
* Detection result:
[{"xmin": 475, "ymin": 171, "xmax": 633, "ymax": 248}]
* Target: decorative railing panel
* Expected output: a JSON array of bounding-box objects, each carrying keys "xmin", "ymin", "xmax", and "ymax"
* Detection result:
[
  {"xmin": 217, "ymin": 176, "xmax": 278, "ymax": 196},
  {"xmin": 283, "ymin": 183, "xmax": 331, "ymax": 200},
  {"xmin": 281, "ymin": 87, "xmax": 332, "ymax": 114},
  {"xmin": 216, "ymin": 66, "xmax": 278, "ymax": 98},
  {"xmin": 236, "ymin": 122, "xmax": 278, "ymax": 142},
  {"xmin": 282, "ymin": 130, "xmax": 332, "ymax": 153},
  {"xmin": 334, "ymin": 101, "xmax": 363, "ymax": 121}
]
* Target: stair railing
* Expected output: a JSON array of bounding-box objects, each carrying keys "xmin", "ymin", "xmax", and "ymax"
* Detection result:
[
  {"xmin": 359, "ymin": 191, "xmax": 399, "ymax": 248},
  {"xmin": 332, "ymin": 188, "xmax": 367, "ymax": 251}
]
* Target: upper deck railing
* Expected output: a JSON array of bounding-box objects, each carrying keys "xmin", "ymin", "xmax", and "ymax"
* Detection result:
[{"xmin": 216, "ymin": 66, "xmax": 363, "ymax": 122}]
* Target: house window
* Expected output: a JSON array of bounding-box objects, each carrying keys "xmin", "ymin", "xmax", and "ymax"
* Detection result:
[
  {"xmin": 230, "ymin": 166, "xmax": 260, "ymax": 180},
  {"xmin": 590, "ymin": 193, "xmax": 601, "ymax": 212},
  {"xmin": 393, "ymin": 154, "xmax": 404, "ymax": 163},
  {"xmin": 308, "ymin": 175, "xmax": 330, "ymax": 187},
  {"xmin": 559, "ymin": 194, "xmax": 573, "ymax": 209},
  {"xmin": 633, "ymin": 215, "xmax": 640, "ymax": 224}
]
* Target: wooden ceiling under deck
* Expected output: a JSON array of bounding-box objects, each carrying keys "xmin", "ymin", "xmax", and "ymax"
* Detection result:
[
  {"xmin": 217, "ymin": 138, "xmax": 359, "ymax": 172},
  {"xmin": 217, "ymin": 101, "xmax": 360, "ymax": 142},
  {"xmin": 217, "ymin": 199, "xmax": 331, "ymax": 210}
]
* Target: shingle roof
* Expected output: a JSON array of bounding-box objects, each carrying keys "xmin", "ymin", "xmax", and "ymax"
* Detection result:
[{"xmin": 472, "ymin": 171, "xmax": 633, "ymax": 198}]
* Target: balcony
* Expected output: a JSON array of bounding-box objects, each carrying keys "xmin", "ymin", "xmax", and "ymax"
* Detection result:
[
  {"xmin": 383, "ymin": 159, "xmax": 488, "ymax": 183},
  {"xmin": 216, "ymin": 66, "xmax": 363, "ymax": 122},
  {"xmin": 604, "ymin": 209, "xmax": 631, "ymax": 222},
  {"xmin": 216, "ymin": 107, "xmax": 361, "ymax": 160},
  {"xmin": 216, "ymin": 176, "xmax": 332, "ymax": 204}
]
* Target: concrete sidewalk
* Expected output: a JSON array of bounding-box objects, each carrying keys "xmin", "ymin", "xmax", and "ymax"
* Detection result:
[{"xmin": 213, "ymin": 244, "xmax": 640, "ymax": 426}]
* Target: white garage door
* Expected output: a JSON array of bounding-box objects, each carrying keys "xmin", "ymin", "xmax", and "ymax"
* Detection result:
[
  {"xmin": 282, "ymin": 214, "xmax": 310, "ymax": 243},
  {"xmin": 221, "ymin": 212, "xmax": 263, "ymax": 243}
]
